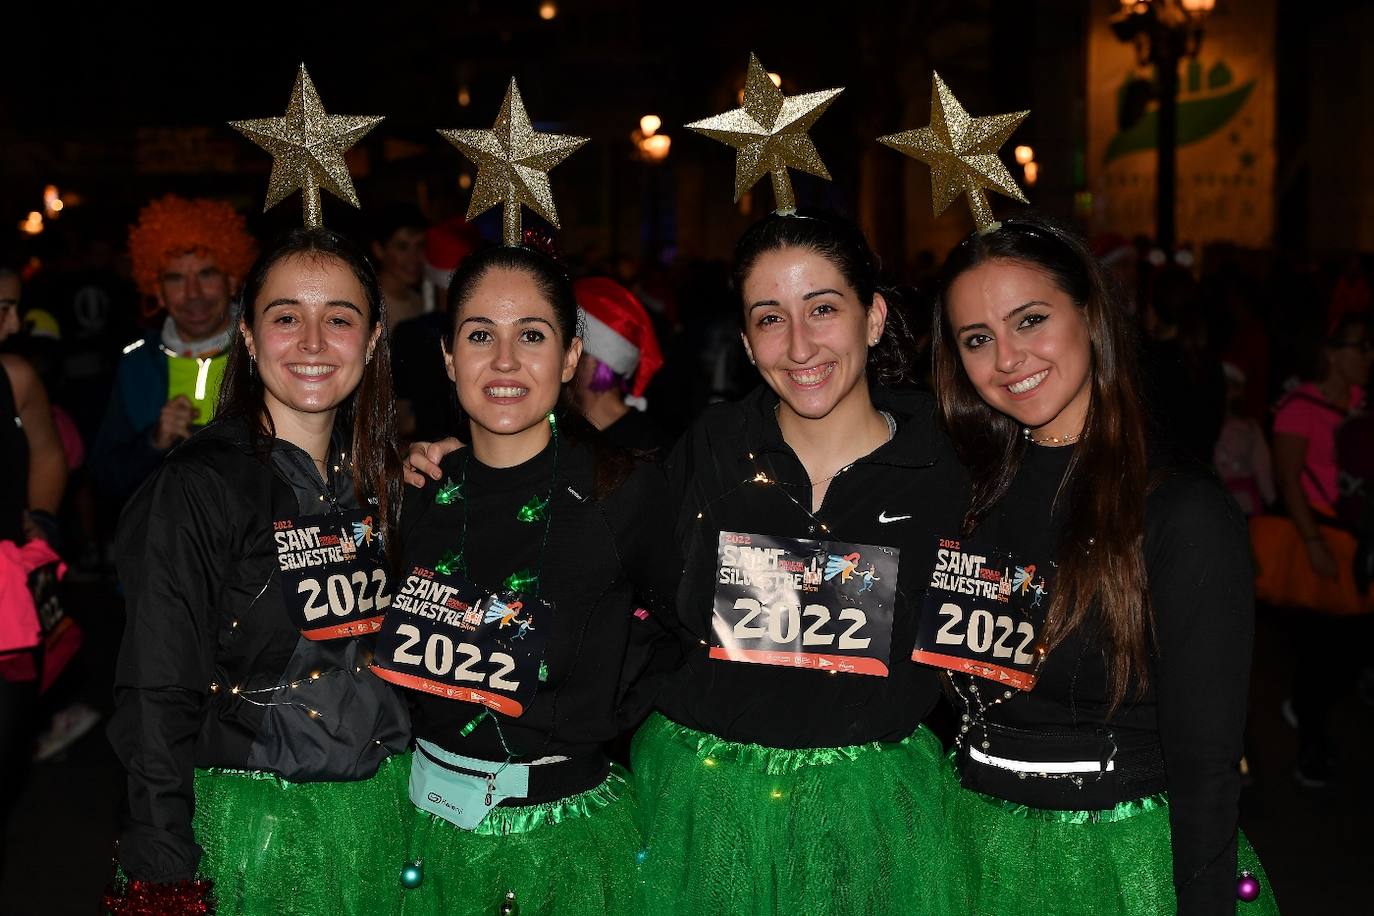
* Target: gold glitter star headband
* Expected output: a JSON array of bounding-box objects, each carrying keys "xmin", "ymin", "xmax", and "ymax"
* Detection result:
[
  {"xmin": 687, "ymin": 53, "xmax": 843, "ymax": 214},
  {"xmin": 230, "ymin": 64, "xmax": 384, "ymax": 228},
  {"xmin": 439, "ymin": 78, "xmax": 589, "ymax": 247},
  {"xmin": 879, "ymin": 72, "xmax": 1028, "ymax": 233}
]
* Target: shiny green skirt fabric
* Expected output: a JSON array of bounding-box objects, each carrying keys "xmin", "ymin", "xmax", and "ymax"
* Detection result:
[
  {"xmin": 943, "ymin": 760, "xmax": 1282, "ymax": 915},
  {"xmin": 192, "ymin": 752, "xmax": 411, "ymax": 916},
  {"xmin": 630, "ymin": 712, "xmax": 966, "ymax": 916},
  {"xmin": 398, "ymin": 765, "xmax": 641, "ymax": 916}
]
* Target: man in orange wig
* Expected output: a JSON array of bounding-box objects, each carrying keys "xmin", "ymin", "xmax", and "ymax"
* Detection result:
[{"xmin": 92, "ymin": 195, "xmax": 255, "ymax": 499}]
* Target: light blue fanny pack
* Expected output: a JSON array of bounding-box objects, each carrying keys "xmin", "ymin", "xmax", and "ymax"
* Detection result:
[{"xmin": 409, "ymin": 738, "xmax": 530, "ymax": 830}]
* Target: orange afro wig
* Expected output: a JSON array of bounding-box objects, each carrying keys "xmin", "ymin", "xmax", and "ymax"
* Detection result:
[{"xmin": 128, "ymin": 194, "xmax": 257, "ymax": 299}]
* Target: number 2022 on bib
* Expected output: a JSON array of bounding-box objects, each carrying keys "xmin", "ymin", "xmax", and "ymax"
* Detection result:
[
  {"xmin": 710, "ymin": 531, "xmax": 899, "ymax": 677},
  {"xmin": 371, "ymin": 565, "xmax": 548, "ymax": 717},
  {"xmin": 912, "ymin": 537, "xmax": 1047, "ymax": 691},
  {"xmin": 274, "ymin": 510, "xmax": 391, "ymax": 640}
]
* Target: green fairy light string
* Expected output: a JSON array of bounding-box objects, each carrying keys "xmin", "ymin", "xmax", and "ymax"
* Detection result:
[
  {"xmin": 434, "ymin": 477, "xmax": 464, "ymax": 506},
  {"xmin": 457, "ymin": 708, "xmax": 517, "ymax": 758},
  {"xmin": 459, "ymin": 709, "xmax": 489, "ymax": 737},
  {"xmin": 515, "ymin": 495, "xmax": 548, "ymax": 523},
  {"xmin": 442, "ymin": 412, "xmax": 560, "ymax": 596},
  {"xmin": 435, "ymin": 412, "xmax": 560, "ymax": 754},
  {"xmin": 504, "ymin": 568, "xmax": 540, "ymax": 594}
]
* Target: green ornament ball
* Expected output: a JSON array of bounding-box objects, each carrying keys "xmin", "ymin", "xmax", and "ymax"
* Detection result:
[{"xmin": 400, "ymin": 859, "xmax": 423, "ymax": 889}]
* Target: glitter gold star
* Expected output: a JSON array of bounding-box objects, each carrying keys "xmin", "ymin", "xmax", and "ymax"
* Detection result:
[
  {"xmin": 229, "ymin": 64, "xmax": 384, "ymax": 227},
  {"xmin": 686, "ymin": 53, "xmax": 843, "ymax": 214},
  {"xmin": 879, "ymin": 72, "xmax": 1029, "ymax": 233},
  {"xmin": 439, "ymin": 79, "xmax": 588, "ymax": 246}
]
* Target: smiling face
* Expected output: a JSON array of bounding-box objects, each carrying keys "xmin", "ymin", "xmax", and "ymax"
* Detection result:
[
  {"xmin": 241, "ymin": 254, "xmax": 379, "ymax": 423},
  {"xmin": 945, "ymin": 258, "xmax": 1093, "ymax": 441},
  {"xmin": 740, "ymin": 246, "xmax": 885, "ymax": 423},
  {"xmin": 445, "ymin": 267, "xmax": 581, "ymax": 441}
]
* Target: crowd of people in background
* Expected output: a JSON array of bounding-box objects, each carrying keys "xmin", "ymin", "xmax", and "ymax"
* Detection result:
[{"xmin": 0, "ymin": 191, "xmax": 1370, "ymax": 912}]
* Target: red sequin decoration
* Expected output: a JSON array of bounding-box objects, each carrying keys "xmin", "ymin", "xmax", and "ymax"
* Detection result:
[
  {"xmin": 102, "ymin": 876, "xmax": 216, "ymax": 915},
  {"xmin": 520, "ymin": 228, "xmax": 562, "ymax": 263}
]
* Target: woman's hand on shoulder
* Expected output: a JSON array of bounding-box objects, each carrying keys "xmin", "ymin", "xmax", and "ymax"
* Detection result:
[{"xmin": 404, "ymin": 438, "xmax": 464, "ymax": 487}]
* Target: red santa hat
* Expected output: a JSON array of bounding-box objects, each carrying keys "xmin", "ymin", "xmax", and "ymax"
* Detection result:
[
  {"xmin": 424, "ymin": 217, "xmax": 482, "ymax": 289},
  {"xmin": 574, "ymin": 276, "xmax": 664, "ymax": 409}
]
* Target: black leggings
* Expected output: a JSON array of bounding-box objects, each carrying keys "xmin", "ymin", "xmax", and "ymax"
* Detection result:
[
  {"xmin": 1290, "ymin": 611, "xmax": 1372, "ymax": 753},
  {"xmin": 0, "ymin": 676, "xmax": 38, "ymax": 875}
]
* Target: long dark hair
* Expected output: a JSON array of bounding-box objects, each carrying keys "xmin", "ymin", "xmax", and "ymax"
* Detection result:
[
  {"xmin": 731, "ymin": 209, "xmax": 917, "ymax": 388},
  {"xmin": 932, "ymin": 213, "xmax": 1152, "ymax": 709},
  {"xmin": 443, "ymin": 245, "xmax": 632, "ymax": 498},
  {"xmin": 218, "ymin": 227, "xmax": 402, "ymax": 547}
]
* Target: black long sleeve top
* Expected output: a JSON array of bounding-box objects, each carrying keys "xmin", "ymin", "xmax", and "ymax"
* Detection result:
[
  {"xmin": 108, "ymin": 416, "xmax": 411, "ymax": 883},
  {"xmin": 398, "ymin": 432, "xmax": 680, "ymax": 786},
  {"xmin": 656, "ymin": 385, "xmax": 971, "ymax": 749},
  {"xmin": 950, "ymin": 442, "xmax": 1254, "ymax": 914}
]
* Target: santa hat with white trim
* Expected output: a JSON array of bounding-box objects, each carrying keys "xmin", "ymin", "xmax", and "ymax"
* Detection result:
[
  {"xmin": 574, "ymin": 276, "xmax": 664, "ymax": 410},
  {"xmin": 424, "ymin": 216, "xmax": 482, "ymax": 290}
]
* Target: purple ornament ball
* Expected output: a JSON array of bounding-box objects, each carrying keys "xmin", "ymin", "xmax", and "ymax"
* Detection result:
[{"xmin": 1236, "ymin": 872, "xmax": 1261, "ymax": 903}]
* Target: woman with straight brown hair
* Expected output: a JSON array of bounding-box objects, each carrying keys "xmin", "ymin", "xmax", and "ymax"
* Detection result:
[
  {"xmin": 927, "ymin": 213, "xmax": 1280, "ymax": 915},
  {"xmin": 106, "ymin": 227, "xmax": 411, "ymax": 915}
]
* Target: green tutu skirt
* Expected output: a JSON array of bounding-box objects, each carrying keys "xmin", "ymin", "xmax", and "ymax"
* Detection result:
[
  {"xmin": 399, "ymin": 765, "xmax": 641, "ymax": 916},
  {"xmin": 631, "ymin": 713, "xmax": 965, "ymax": 916},
  {"xmin": 192, "ymin": 752, "xmax": 411, "ymax": 916},
  {"xmin": 942, "ymin": 760, "xmax": 1282, "ymax": 915}
]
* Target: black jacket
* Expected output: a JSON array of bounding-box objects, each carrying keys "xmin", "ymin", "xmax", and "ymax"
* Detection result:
[
  {"xmin": 108, "ymin": 415, "xmax": 410, "ymax": 883},
  {"xmin": 657, "ymin": 385, "xmax": 971, "ymax": 749}
]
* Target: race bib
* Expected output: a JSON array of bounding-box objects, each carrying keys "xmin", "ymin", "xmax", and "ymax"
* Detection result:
[
  {"xmin": 274, "ymin": 510, "xmax": 390, "ymax": 640},
  {"xmin": 912, "ymin": 537, "xmax": 1047, "ymax": 690},
  {"xmin": 371, "ymin": 566, "xmax": 549, "ymax": 717},
  {"xmin": 710, "ymin": 531, "xmax": 898, "ymax": 677}
]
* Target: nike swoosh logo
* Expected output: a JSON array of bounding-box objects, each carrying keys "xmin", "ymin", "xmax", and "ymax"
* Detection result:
[{"xmin": 878, "ymin": 511, "xmax": 912, "ymax": 524}]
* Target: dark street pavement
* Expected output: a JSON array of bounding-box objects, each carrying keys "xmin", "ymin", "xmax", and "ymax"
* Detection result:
[{"xmin": 1, "ymin": 584, "xmax": 1369, "ymax": 915}]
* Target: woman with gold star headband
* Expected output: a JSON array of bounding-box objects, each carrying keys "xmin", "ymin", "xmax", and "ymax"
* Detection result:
[
  {"xmin": 925, "ymin": 211, "xmax": 1281, "ymax": 912},
  {"xmin": 597, "ymin": 54, "xmax": 964, "ymax": 916},
  {"xmin": 379, "ymin": 79, "xmax": 682, "ymax": 916},
  {"xmin": 881, "ymin": 70, "xmax": 1281, "ymax": 916},
  {"xmin": 105, "ymin": 69, "xmax": 413, "ymax": 915},
  {"xmin": 105, "ymin": 228, "xmax": 414, "ymax": 916}
]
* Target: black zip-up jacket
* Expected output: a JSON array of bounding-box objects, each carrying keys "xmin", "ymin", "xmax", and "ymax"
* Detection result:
[
  {"xmin": 108, "ymin": 415, "xmax": 411, "ymax": 883},
  {"xmin": 657, "ymin": 385, "xmax": 971, "ymax": 749}
]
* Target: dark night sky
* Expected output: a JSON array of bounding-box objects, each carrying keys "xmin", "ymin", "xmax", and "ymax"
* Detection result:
[
  {"xmin": 5, "ymin": 3, "xmax": 903, "ymax": 132},
  {"xmin": 3, "ymin": 2, "xmax": 1024, "ymax": 250}
]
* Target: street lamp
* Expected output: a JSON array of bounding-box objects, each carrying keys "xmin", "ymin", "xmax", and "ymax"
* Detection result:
[
  {"xmin": 1110, "ymin": 0, "xmax": 1215, "ymax": 249},
  {"xmin": 632, "ymin": 114, "xmax": 671, "ymax": 162}
]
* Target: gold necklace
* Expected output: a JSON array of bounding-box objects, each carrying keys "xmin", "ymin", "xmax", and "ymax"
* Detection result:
[{"xmin": 1022, "ymin": 428, "xmax": 1080, "ymax": 446}]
